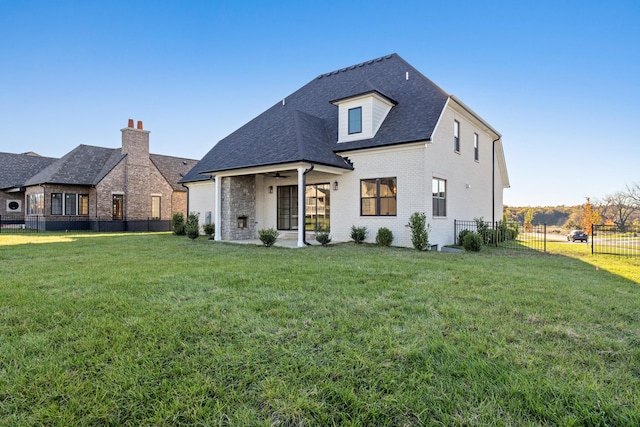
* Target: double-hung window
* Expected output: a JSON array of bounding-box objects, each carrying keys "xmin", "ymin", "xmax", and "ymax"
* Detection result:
[
  {"xmin": 454, "ymin": 120, "xmax": 460, "ymax": 153},
  {"xmin": 65, "ymin": 194, "xmax": 77, "ymax": 215},
  {"xmin": 432, "ymin": 178, "xmax": 446, "ymax": 217},
  {"xmin": 151, "ymin": 196, "xmax": 161, "ymax": 220},
  {"xmin": 361, "ymin": 177, "xmax": 397, "ymax": 216},
  {"xmin": 348, "ymin": 107, "xmax": 362, "ymax": 134}
]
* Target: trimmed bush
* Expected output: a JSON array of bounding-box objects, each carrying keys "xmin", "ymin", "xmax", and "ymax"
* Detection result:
[
  {"xmin": 203, "ymin": 223, "xmax": 215, "ymax": 239},
  {"xmin": 458, "ymin": 229, "xmax": 472, "ymax": 246},
  {"xmin": 350, "ymin": 226, "xmax": 368, "ymax": 244},
  {"xmin": 408, "ymin": 212, "xmax": 430, "ymax": 251},
  {"xmin": 185, "ymin": 212, "xmax": 200, "ymax": 240},
  {"xmin": 463, "ymin": 231, "xmax": 483, "ymax": 252},
  {"xmin": 375, "ymin": 227, "xmax": 394, "ymax": 247},
  {"xmin": 172, "ymin": 212, "xmax": 186, "ymax": 235},
  {"xmin": 258, "ymin": 228, "xmax": 279, "ymax": 247}
]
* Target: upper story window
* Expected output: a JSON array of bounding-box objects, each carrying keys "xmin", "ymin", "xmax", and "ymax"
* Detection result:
[
  {"xmin": 474, "ymin": 133, "xmax": 479, "ymax": 161},
  {"xmin": 361, "ymin": 177, "xmax": 397, "ymax": 216},
  {"xmin": 454, "ymin": 120, "xmax": 460, "ymax": 153},
  {"xmin": 332, "ymin": 91, "xmax": 396, "ymax": 143},
  {"xmin": 348, "ymin": 107, "xmax": 362, "ymax": 134}
]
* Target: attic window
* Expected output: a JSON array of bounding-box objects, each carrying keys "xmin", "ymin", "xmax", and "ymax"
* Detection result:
[{"xmin": 348, "ymin": 107, "xmax": 362, "ymax": 134}]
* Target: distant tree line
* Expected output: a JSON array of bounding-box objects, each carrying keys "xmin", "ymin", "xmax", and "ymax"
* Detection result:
[{"xmin": 505, "ymin": 182, "xmax": 640, "ymax": 232}]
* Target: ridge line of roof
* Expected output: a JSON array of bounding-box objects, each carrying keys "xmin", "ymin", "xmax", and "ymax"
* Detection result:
[{"xmin": 315, "ymin": 53, "xmax": 396, "ymax": 80}]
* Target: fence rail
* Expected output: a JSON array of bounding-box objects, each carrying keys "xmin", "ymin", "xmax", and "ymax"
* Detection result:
[
  {"xmin": 591, "ymin": 224, "xmax": 640, "ymax": 257},
  {"xmin": 454, "ymin": 220, "xmax": 547, "ymax": 252},
  {"xmin": 0, "ymin": 214, "xmax": 171, "ymax": 233}
]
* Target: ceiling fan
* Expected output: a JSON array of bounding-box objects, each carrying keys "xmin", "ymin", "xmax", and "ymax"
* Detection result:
[{"xmin": 271, "ymin": 172, "xmax": 289, "ymax": 179}]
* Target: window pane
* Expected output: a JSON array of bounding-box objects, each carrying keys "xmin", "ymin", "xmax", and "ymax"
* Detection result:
[
  {"xmin": 51, "ymin": 193, "xmax": 62, "ymax": 215},
  {"xmin": 379, "ymin": 178, "xmax": 396, "ymax": 197},
  {"xmin": 361, "ymin": 198, "xmax": 377, "ymax": 216},
  {"xmin": 348, "ymin": 107, "xmax": 362, "ymax": 134},
  {"xmin": 379, "ymin": 197, "xmax": 396, "ymax": 216},
  {"xmin": 65, "ymin": 194, "xmax": 77, "ymax": 215},
  {"xmin": 361, "ymin": 180, "xmax": 377, "ymax": 197},
  {"xmin": 78, "ymin": 194, "xmax": 89, "ymax": 215},
  {"xmin": 151, "ymin": 196, "xmax": 161, "ymax": 219}
]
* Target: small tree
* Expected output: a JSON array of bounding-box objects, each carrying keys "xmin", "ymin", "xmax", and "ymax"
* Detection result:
[
  {"xmin": 580, "ymin": 197, "xmax": 602, "ymax": 234},
  {"xmin": 350, "ymin": 225, "xmax": 368, "ymax": 244},
  {"xmin": 408, "ymin": 212, "xmax": 430, "ymax": 250},
  {"xmin": 524, "ymin": 208, "xmax": 534, "ymax": 232},
  {"xmin": 172, "ymin": 212, "xmax": 186, "ymax": 235},
  {"xmin": 185, "ymin": 212, "xmax": 200, "ymax": 240}
]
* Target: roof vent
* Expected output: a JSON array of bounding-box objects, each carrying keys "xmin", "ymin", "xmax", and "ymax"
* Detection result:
[{"xmin": 406, "ymin": 71, "xmax": 409, "ymax": 80}]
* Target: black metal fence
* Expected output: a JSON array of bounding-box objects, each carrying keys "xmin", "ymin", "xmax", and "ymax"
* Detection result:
[
  {"xmin": 0, "ymin": 214, "xmax": 171, "ymax": 233},
  {"xmin": 454, "ymin": 219, "xmax": 547, "ymax": 252},
  {"xmin": 591, "ymin": 224, "xmax": 640, "ymax": 257}
]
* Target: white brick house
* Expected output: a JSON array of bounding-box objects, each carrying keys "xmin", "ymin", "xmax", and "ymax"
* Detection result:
[{"xmin": 182, "ymin": 54, "xmax": 509, "ymax": 248}]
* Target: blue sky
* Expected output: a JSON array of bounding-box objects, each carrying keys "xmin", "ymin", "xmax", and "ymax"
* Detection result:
[{"xmin": 1, "ymin": 0, "xmax": 638, "ymax": 207}]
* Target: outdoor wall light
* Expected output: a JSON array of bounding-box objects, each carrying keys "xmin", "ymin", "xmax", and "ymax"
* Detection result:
[
  {"xmin": 333, "ymin": 181, "xmax": 339, "ymax": 191},
  {"xmin": 269, "ymin": 185, "xmax": 273, "ymax": 193}
]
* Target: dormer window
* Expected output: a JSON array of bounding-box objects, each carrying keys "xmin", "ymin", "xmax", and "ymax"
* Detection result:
[
  {"xmin": 348, "ymin": 107, "xmax": 362, "ymax": 134},
  {"xmin": 332, "ymin": 90, "xmax": 397, "ymax": 143}
]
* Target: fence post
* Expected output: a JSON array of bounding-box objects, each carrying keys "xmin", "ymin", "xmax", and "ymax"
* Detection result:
[
  {"xmin": 454, "ymin": 220, "xmax": 457, "ymax": 244},
  {"xmin": 544, "ymin": 223, "xmax": 547, "ymax": 253},
  {"xmin": 591, "ymin": 223, "xmax": 594, "ymax": 255}
]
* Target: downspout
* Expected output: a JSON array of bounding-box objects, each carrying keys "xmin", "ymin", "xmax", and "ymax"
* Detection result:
[
  {"xmin": 302, "ymin": 163, "xmax": 315, "ymax": 245},
  {"xmin": 492, "ymin": 138, "xmax": 500, "ymax": 225}
]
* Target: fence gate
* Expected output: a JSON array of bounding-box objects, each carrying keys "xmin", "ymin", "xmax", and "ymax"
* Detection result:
[{"xmin": 592, "ymin": 224, "xmax": 640, "ymax": 257}]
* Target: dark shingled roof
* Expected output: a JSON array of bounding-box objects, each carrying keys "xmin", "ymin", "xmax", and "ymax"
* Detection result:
[
  {"xmin": 24, "ymin": 145, "xmax": 126, "ymax": 186},
  {"xmin": 182, "ymin": 53, "xmax": 449, "ymax": 182},
  {"xmin": 0, "ymin": 152, "xmax": 58, "ymax": 190}
]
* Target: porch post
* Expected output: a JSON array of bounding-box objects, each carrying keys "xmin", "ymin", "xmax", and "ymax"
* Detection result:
[
  {"xmin": 297, "ymin": 167, "xmax": 305, "ymax": 247},
  {"xmin": 214, "ymin": 176, "xmax": 222, "ymax": 241}
]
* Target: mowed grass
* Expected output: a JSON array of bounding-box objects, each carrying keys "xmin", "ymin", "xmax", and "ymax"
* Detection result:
[{"xmin": 0, "ymin": 233, "xmax": 639, "ymax": 426}]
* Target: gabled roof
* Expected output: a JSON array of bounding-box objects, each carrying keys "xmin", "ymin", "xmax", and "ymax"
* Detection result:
[
  {"xmin": 0, "ymin": 152, "xmax": 58, "ymax": 190},
  {"xmin": 183, "ymin": 53, "xmax": 449, "ymax": 181},
  {"xmin": 24, "ymin": 145, "xmax": 126, "ymax": 186},
  {"xmin": 150, "ymin": 154, "xmax": 199, "ymax": 191}
]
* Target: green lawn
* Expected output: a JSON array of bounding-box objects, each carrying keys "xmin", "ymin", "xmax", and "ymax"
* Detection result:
[{"xmin": 1, "ymin": 233, "xmax": 639, "ymax": 426}]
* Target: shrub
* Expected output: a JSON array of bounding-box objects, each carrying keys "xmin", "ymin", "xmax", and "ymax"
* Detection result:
[
  {"xmin": 258, "ymin": 228, "xmax": 279, "ymax": 247},
  {"xmin": 458, "ymin": 229, "xmax": 472, "ymax": 246},
  {"xmin": 171, "ymin": 212, "xmax": 186, "ymax": 235},
  {"xmin": 350, "ymin": 225, "xmax": 368, "ymax": 244},
  {"xmin": 375, "ymin": 227, "xmax": 394, "ymax": 247},
  {"xmin": 185, "ymin": 212, "xmax": 200, "ymax": 240},
  {"xmin": 314, "ymin": 230, "xmax": 332, "ymax": 246},
  {"xmin": 408, "ymin": 212, "xmax": 430, "ymax": 250},
  {"xmin": 474, "ymin": 217, "xmax": 493, "ymax": 244},
  {"xmin": 203, "ymin": 223, "xmax": 215, "ymax": 239},
  {"xmin": 463, "ymin": 231, "xmax": 483, "ymax": 252}
]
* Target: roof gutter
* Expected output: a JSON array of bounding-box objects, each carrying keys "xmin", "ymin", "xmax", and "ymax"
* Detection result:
[{"xmin": 302, "ymin": 163, "xmax": 314, "ymax": 246}]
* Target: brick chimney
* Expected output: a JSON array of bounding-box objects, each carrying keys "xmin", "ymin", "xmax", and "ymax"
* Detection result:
[{"xmin": 121, "ymin": 119, "xmax": 151, "ymax": 218}]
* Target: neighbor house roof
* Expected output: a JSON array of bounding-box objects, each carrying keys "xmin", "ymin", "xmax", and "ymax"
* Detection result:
[
  {"xmin": 182, "ymin": 53, "xmax": 449, "ymax": 182},
  {"xmin": 0, "ymin": 152, "xmax": 58, "ymax": 190},
  {"xmin": 23, "ymin": 144, "xmax": 198, "ymax": 190},
  {"xmin": 24, "ymin": 145, "xmax": 126, "ymax": 186},
  {"xmin": 150, "ymin": 154, "xmax": 199, "ymax": 191}
]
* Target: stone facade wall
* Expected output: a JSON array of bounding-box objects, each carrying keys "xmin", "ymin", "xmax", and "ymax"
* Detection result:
[{"xmin": 220, "ymin": 175, "xmax": 256, "ymax": 240}]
